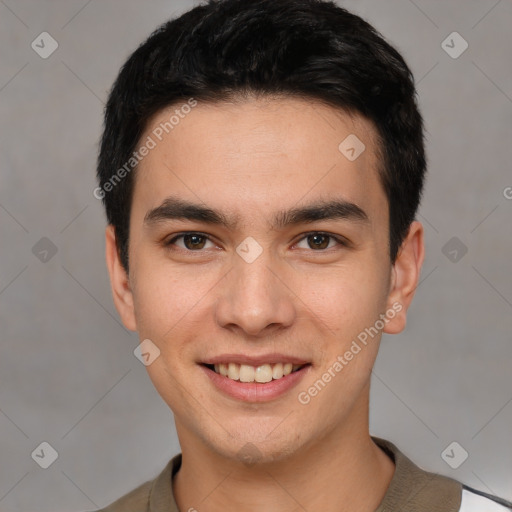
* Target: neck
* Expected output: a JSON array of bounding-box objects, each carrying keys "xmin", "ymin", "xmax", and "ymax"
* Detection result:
[{"xmin": 173, "ymin": 393, "xmax": 394, "ymax": 512}]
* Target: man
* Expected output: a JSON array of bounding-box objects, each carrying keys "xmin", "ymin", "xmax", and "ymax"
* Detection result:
[{"xmin": 94, "ymin": 0, "xmax": 512, "ymax": 510}]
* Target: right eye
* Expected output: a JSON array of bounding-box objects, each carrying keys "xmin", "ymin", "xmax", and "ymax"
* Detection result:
[{"xmin": 165, "ymin": 232, "xmax": 216, "ymax": 251}]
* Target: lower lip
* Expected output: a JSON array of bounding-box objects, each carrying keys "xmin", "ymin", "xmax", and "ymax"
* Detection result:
[{"xmin": 200, "ymin": 364, "xmax": 311, "ymax": 402}]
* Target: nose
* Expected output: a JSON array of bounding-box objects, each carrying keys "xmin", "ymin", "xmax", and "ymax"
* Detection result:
[{"xmin": 214, "ymin": 246, "xmax": 296, "ymax": 338}]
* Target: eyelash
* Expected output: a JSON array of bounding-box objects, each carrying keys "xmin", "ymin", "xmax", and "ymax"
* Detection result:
[{"xmin": 164, "ymin": 231, "xmax": 349, "ymax": 253}]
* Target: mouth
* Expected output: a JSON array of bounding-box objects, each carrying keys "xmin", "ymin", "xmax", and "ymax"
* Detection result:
[
  {"xmin": 202, "ymin": 362, "xmax": 308, "ymax": 383},
  {"xmin": 199, "ymin": 355, "xmax": 312, "ymax": 402}
]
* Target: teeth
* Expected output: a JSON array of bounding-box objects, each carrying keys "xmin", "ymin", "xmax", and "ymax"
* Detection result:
[
  {"xmin": 228, "ymin": 362, "xmax": 240, "ymax": 380},
  {"xmin": 239, "ymin": 364, "xmax": 255, "ymax": 382},
  {"xmin": 272, "ymin": 363, "xmax": 284, "ymax": 379},
  {"xmin": 255, "ymin": 364, "xmax": 272, "ymax": 383},
  {"xmin": 210, "ymin": 362, "xmax": 305, "ymax": 382},
  {"xmin": 219, "ymin": 363, "xmax": 229, "ymax": 376}
]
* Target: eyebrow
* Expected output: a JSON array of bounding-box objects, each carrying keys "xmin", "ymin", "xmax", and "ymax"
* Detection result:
[{"xmin": 144, "ymin": 196, "xmax": 369, "ymax": 230}]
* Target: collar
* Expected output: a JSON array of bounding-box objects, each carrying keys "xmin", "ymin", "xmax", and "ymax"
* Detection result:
[
  {"xmin": 372, "ymin": 436, "xmax": 462, "ymax": 512},
  {"xmin": 147, "ymin": 436, "xmax": 463, "ymax": 512}
]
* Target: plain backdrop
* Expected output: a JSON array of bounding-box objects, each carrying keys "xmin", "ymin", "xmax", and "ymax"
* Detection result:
[{"xmin": 0, "ymin": 0, "xmax": 511, "ymax": 510}]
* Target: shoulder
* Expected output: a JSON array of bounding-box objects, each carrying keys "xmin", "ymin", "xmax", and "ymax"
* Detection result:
[
  {"xmin": 93, "ymin": 479, "xmax": 153, "ymax": 512},
  {"xmin": 372, "ymin": 437, "xmax": 512, "ymax": 512},
  {"xmin": 91, "ymin": 454, "xmax": 181, "ymax": 512},
  {"xmin": 460, "ymin": 485, "xmax": 512, "ymax": 511},
  {"xmin": 373, "ymin": 436, "xmax": 463, "ymax": 509}
]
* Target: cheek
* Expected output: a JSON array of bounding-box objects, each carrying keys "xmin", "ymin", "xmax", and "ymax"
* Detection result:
[
  {"xmin": 130, "ymin": 258, "xmax": 205, "ymax": 343},
  {"xmin": 299, "ymin": 260, "xmax": 389, "ymax": 338}
]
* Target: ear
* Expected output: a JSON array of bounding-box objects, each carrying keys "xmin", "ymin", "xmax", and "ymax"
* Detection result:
[
  {"xmin": 383, "ymin": 221, "xmax": 425, "ymax": 334},
  {"xmin": 105, "ymin": 225, "xmax": 137, "ymax": 331}
]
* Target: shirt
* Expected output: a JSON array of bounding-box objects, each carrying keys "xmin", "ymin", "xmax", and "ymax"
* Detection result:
[{"xmin": 95, "ymin": 436, "xmax": 512, "ymax": 511}]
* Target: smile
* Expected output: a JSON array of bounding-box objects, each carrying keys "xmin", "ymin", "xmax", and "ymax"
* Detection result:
[
  {"xmin": 205, "ymin": 362, "xmax": 306, "ymax": 383},
  {"xmin": 200, "ymin": 356, "xmax": 311, "ymax": 402}
]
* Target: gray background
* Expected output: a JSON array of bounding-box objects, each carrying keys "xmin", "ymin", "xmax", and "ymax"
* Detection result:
[{"xmin": 0, "ymin": 0, "xmax": 511, "ymax": 510}]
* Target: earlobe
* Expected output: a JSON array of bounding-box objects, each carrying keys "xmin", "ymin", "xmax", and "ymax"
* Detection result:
[
  {"xmin": 105, "ymin": 225, "xmax": 137, "ymax": 331},
  {"xmin": 383, "ymin": 221, "xmax": 425, "ymax": 335}
]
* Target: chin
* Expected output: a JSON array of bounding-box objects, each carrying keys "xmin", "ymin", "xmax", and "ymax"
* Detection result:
[{"xmin": 203, "ymin": 427, "xmax": 306, "ymax": 466}]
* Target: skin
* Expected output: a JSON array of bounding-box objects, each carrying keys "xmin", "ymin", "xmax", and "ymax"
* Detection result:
[{"xmin": 106, "ymin": 96, "xmax": 424, "ymax": 512}]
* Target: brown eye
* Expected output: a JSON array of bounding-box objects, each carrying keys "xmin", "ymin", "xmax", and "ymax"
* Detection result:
[
  {"xmin": 307, "ymin": 234, "xmax": 330, "ymax": 250},
  {"xmin": 295, "ymin": 232, "xmax": 346, "ymax": 251},
  {"xmin": 166, "ymin": 233, "xmax": 214, "ymax": 251},
  {"xmin": 183, "ymin": 234, "xmax": 207, "ymax": 250}
]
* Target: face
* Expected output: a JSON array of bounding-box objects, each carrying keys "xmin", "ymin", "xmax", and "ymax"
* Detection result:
[{"xmin": 106, "ymin": 96, "xmax": 424, "ymax": 463}]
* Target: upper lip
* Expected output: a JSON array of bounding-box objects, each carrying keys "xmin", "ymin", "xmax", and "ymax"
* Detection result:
[{"xmin": 201, "ymin": 353, "xmax": 310, "ymax": 366}]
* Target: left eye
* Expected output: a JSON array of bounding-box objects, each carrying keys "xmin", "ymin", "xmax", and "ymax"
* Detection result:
[{"xmin": 295, "ymin": 233, "xmax": 345, "ymax": 250}]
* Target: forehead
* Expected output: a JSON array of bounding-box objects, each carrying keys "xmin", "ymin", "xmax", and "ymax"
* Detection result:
[{"xmin": 133, "ymin": 96, "xmax": 386, "ymax": 228}]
